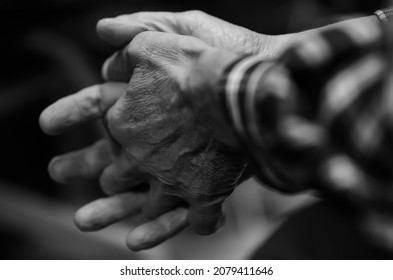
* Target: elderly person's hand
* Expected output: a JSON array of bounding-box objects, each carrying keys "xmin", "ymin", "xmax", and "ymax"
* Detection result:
[
  {"xmin": 96, "ymin": 10, "xmax": 290, "ymax": 58},
  {"xmin": 40, "ymin": 31, "xmax": 247, "ymax": 251}
]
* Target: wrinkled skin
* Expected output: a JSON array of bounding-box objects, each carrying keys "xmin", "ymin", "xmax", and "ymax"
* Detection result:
[
  {"xmin": 102, "ymin": 31, "xmax": 247, "ymax": 228},
  {"xmin": 40, "ymin": 31, "xmax": 247, "ymax": 250},
  {"xmin": 96, "ymin": 10, "xmax": 282, "ymax": 57}
]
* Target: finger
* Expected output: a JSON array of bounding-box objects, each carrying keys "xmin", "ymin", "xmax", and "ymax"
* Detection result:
[
  {"xmin": 188, "ymin": 203, "xmax": 224, "ymax": 235},
  {"xmin": 40, "ymin": 82, "xmax": 127, "ymax": 135},
  {"xmin": 97, "ymin": 12, "xmax": 182, "ymax": 47},
  {"xmin": 102, "ymin": 30, "xmax": 210, "ymax": 82},
  {"xmin": 142, "ymin": 180, "xmax": 183, "ymax": 220},
  {"xmin": 74, "ymin": 192, "xmax": 146, "ymax": 231},
  {"xmin": 100, "ymin": 152, "xmax": 143, "ymax": 195},
  {"xmin": 48, "ymin": 139, "xmax": 112, "ymax": 183},
  {"xmin": 101, "ymin": 51, "xmax": 135, "ymax": 81},
  {"xmin": 126, "ymin": 207, "xmax": 189, "ymax": 251}
]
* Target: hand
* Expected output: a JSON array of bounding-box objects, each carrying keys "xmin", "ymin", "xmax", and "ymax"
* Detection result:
[
  {"xmin": 40, "ymin": 32, "xmax": 247, "ymax": 250},
  {"xmin": 95, "ymin": 10, "xmax": 294, "ymax": 145},
  {"xmin": 96, "ymin": 10, "xmax": 287, "ymax": 58}
]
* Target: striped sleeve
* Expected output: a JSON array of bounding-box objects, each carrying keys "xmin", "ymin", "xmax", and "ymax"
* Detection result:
[
  {"xmin": 217, "ymin": 56, "xmax": 294, "ymax": 192},
  {"xmin": 218, "ymin": 54, "xmax": 308, "ymax": 192},
  {"xmin": 218, "ymin": 16, "xmax": 393, "ymax": 252},
  {"xmin": 218, "ymin": 17, "xmax": 389, "ymax": 195}
]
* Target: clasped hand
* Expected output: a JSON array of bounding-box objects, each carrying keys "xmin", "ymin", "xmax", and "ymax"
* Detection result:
[{"xmin": 40, "ymin": 12, "xmax": 253, "ymax": 251}]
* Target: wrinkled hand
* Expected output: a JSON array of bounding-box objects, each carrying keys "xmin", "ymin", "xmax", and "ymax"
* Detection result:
[
  {"xmin": 96, "ymin": 10, "xmax": 284, "ymax": 57},
  {"xmin": 40, "ymin": 32, "xmax": 247, "ymax": 250},
  {"xmin": 95, "ymin": 10, "xmax": 291, "ymax": 145}
]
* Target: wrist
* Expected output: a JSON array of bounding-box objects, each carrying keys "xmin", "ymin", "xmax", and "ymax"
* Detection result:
[
  {"xmin": 186, "ymin": 48, "xmax": 238, "ymax": 93},
  {"xmin": 184, "ymin": 48, "xmax": 236, "ymax": 114},
  {"xmin": 255, "ymin": 33, "xmax": 294, "ymax": 59},
  {"xmin": 184, "ymin": 48, "xmax": 241, "ymax": 147},
  {"xmin": 282, "ymin": 16, "xmax": 379, "ymax": 48},
  {"xmin": 255, "ymin": 15, "xmax": 379, "ymax": 59}
]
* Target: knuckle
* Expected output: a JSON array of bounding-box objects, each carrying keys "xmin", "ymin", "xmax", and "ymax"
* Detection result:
[
  {"xmin": 70, "ymin": 93, "xmax": 92, "ymax": 120},
  {"xmin": 131, "ymin": 31, "xmax": 155, "ymax": 46},
  {"xmin": 127, "ymin": 31, "xmax": 157, "ymax": 58}
]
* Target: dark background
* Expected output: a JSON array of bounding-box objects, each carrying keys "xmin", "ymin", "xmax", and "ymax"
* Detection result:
[{"xmin": 0, "ymin": 0, "xmax": 384, "ymax": 259}]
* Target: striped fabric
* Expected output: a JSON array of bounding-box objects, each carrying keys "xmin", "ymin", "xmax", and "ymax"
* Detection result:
[
  {"xmin": 375, "ymin": 7, "xmax": 393, "ymax": 22},
  {"xmin": 218, "ymin": 17, "xmax": 393, "ymax": 252}
]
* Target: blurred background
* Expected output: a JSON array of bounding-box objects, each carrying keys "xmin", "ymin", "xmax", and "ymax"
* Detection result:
[{"xmin": 0, "ymin": 0, "xmax": 385, "ymax": 259}]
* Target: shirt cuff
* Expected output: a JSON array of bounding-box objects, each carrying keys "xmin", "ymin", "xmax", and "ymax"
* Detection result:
[
  {"xmin": 374, "ymin": 7, "xmax": 393, "ymax": 23},
  {"xmin": 219, "ymin": 55, "xmax": 296, "ymax": 191}
]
